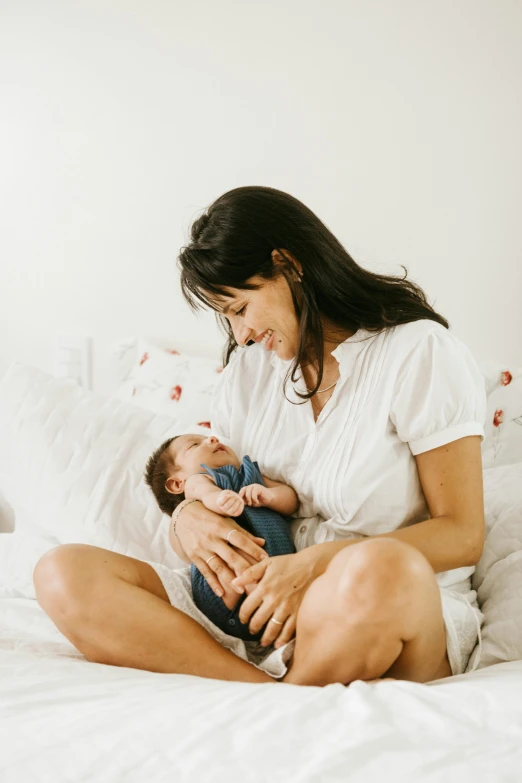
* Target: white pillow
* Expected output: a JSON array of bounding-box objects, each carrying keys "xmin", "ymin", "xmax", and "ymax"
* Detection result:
[
  {"xmin": 0, "ymin": 362, "xmax": 194, "ymax": 570},
  {"xmin": 478, "ymin": 361, "xmax": 522, "ymax": 469},
  {"xmin": 109, "ymin": 338, "xmax": 223, "ymax": 428},
  {"xmin": 471, "ymin": 461, "xmax": 522, "ymax": 669}
]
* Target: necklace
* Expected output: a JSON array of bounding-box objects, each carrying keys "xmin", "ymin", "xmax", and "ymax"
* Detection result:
[
  {"xmin": 296, "ymin": 363, "xmax": 340, "ymax": 395},
  {"xmin": 298, "ymin": 374, "xmax": 340, "ymax": 395},
  {"xmin": 311, "ymin": 379, "xmax": 338, "ymax": 394}
]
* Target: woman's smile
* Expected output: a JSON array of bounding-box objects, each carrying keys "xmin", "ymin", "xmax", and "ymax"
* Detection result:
[{"xmin": 260, "ymin": 329, "xmax": 274, "ymax": 349}]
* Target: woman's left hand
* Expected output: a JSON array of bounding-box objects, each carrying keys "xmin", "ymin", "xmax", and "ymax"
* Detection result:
[{"xmin": 230, "ymin": 550, "xmax": 319, "ymax": 649}]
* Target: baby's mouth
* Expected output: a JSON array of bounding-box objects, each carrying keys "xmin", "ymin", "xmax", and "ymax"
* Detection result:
[{"xmin": 213, "ymin": 445, "xmax": 227, "ymax": 453}]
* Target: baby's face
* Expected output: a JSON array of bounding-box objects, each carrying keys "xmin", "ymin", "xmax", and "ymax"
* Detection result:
[{"xmin": 167, "ymin": 435, "xmax": 240, "ymax": 480}]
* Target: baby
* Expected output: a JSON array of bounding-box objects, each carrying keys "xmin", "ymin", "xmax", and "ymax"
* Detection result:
[{"xmin": 144, "ymin": 434, "xmax": 299, "ymax": 642}]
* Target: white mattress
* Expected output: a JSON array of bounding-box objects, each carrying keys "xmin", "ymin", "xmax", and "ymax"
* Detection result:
[{"xmin": 1, "ymin": 597, "xmax": 521, "ymax": 783}]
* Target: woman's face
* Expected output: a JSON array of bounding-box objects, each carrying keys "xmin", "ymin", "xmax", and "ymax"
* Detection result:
[{"xmin": 212, "ymin": 252, "xmax": 301, "ymax": 361}]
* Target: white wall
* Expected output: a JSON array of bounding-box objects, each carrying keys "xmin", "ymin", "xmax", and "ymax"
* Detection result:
[{"xmin": 1, "ymin": 0, "xmax": 521, "ymax": 395}]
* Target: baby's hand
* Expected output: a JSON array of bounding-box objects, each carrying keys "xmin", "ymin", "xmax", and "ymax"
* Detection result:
[
  {"xmin": 239, "ymin": 483, "xmax": 273, "ymax": 507},
  {"xmin": 216, "ymin": 490, "xmax": 244, "ymax": 517}
]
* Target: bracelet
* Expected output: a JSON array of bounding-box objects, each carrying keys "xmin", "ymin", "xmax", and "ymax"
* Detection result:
[{"xmin": 171, "ymin": 499, "xmax": 200, "ymax": 538}]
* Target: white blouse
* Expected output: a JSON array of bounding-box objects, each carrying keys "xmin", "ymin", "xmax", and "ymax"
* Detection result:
[{"xmin": 210, "ymin": 320, "xmax": 487, "ymax": 590}]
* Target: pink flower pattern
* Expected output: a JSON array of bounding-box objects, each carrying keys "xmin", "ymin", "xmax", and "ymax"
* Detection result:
[
  {"xmin": 139, "ymin": 352, "xmax": 149, "ymax": 366},
  {"xmin": 501, "ymin": 370, "xmax": 513, "ymax": 386},
  {"xmin": 197, "ymin": 421, "xmax": 211, "ymax": 429}
]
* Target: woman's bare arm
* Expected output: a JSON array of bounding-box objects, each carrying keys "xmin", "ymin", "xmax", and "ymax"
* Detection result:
[
  {"xmin": 169, "ymin": 523, "xmax": 192, "ymax": 564},
  {"xmin": 301, "ymin": 436, "xmax": 485, "ymax": 579}
]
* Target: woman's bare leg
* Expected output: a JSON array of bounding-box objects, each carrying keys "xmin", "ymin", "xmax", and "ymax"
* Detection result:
[
  {"xmin": 283, "ymin": 538, "xmax": 451, "ymax": 686},
  {"xmin": 33, "ymin": 544, "xmax": 273, "ymax": 683}
]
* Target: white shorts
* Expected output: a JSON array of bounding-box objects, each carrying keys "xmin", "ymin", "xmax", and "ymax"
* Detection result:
[{"xmin": 146, "ymin": 561, "xmax": 483, "ymax": 680}]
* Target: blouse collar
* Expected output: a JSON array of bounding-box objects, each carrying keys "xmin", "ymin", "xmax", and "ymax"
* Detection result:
[{"xmin": 269, "ymin": 328, "xmax": 378, "ymax": 371}]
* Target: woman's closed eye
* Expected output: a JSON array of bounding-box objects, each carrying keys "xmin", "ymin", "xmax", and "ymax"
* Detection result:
[{"xmin": 234, "ymin": 305, "xmax": 247, "ymax": 317}]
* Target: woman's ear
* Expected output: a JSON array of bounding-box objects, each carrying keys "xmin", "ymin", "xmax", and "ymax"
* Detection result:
[
  {"xmin": 165, "ymin": 476, "xmax": 184, "ymax": 495},
  {"xmin": 271, "ymin": 248, "xmax": 303, "ymax": 279}
]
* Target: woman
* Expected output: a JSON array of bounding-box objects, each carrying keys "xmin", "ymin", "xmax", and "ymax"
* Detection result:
[{"xmin": 34, "ymin": 186, "xmax": 486, "ymax": 686}]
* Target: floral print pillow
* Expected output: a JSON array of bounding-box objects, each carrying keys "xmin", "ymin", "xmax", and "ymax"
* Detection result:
[
  {"xmin": 480, "ymin": 362, "xmax": 522, "ymax": 469},
  {"xmin": 110, "ymin": 339, "xmax": 223, "ymax": 432}
]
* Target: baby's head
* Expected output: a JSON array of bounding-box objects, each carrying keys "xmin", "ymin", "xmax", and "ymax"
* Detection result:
[{"xmin": 144, "ymin": 434, "xmax": 240, "ymax": 516}]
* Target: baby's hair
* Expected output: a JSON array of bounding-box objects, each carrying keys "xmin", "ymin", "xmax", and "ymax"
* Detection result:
[{"xmin": 144, "ymin": 436, "xmax": 185, "ymax": 516}]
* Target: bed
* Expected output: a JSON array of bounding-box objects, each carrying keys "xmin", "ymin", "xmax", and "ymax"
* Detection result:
[{"xmin": 1, "ymin": 339, "xmax": 521, "ymax": 782}]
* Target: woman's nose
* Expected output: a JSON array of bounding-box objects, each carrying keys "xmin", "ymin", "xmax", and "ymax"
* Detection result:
[{"xmin": 233, "ymin": 323, "xmax": 253, "ymax": 347}]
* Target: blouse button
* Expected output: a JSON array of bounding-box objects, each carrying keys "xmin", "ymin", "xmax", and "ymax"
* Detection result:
[
  {"xmin": 299, "ymin": 526, "xmax": 307, "ymax": 534},
  {"xmin": 228, "ymin": 618, "xmax": 236, "ymax": 626}
]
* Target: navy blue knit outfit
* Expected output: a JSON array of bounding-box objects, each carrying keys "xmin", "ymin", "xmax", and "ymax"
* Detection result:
[{"xmin": 190, "ymin": 455, "xmax": 296, "ymax": 642}]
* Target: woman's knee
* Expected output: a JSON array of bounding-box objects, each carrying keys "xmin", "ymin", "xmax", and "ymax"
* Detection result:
[
  {"xmin": 326, "ymin": 538, "xmax": 434, "ymax": 619},
  {"xmin": 33, "ymin": 544, "xmax": 112, "ymax": 619}
]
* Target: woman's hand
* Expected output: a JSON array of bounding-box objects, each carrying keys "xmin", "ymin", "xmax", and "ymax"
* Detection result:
[
  {"xmin": 174, "ymin": 501, "xmax": 269, "ymax": 599},
  {"xmin": 229, "ymin": 549, "xmax": 319, "ymax": 649}
]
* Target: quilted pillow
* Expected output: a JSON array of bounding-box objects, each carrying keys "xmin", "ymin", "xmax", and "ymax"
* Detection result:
[
  {"xmin": 109, "ymin": 338, "xmax": 223, "ymax": 429},
  {"xmin": 0, "ymin": 362, "xmax": 192, "ymax": 570},
  {"xmin": 469, "ymin": 461, "xmax": 522, "ymax": 669}
]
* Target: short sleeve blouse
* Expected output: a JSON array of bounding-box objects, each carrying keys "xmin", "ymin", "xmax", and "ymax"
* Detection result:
[{"xmin": 210, "ymin": 320, "xmax": 487, "ymax": 588}]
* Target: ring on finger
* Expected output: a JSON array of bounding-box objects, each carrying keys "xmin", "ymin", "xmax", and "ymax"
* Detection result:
[
  {"xmin": 206, "ymin": 555, "xmax": 219, "ymax": 566},
  {"xmin": 269, "ymin": 617, "xmax": 284, "ymax": 625},
  {"xmin": 226, "ymin": 530, "xmax": 235, "ymax": 543}
]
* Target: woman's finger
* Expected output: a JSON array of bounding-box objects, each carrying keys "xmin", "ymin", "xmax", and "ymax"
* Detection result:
[
  {"xmin": 237, "ymin": 585, "xmax": 266, "ymax": 626},
  {"xmin": 232, "ymin": 558, "xmax": 270, "ymax": 592},
  {"xmin": 272, "ymin": 616, "xmax": 296, "ymax": 650},
  {"xmin": 235, "ymin": 568, "xmax": 270, "ymax": 623},
  {"xmin": 246, "ymin": 599, "xmax": 278, "ymax": 637},
  {"xmin": 224, "ymin": 527, "xmax": 268, "ymax": 562},
  {"xmin": 214, "ymin": 540, "xmax": 264, "ymax": 579},
  {"xmin": 192, "ymin": 555, "xmax": 233, "ymax": 598}
]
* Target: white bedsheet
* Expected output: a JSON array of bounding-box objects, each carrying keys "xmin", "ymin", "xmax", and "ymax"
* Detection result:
[{"xmin": 1, "ymin": 597, "xmax": 521, "ymax": 783}]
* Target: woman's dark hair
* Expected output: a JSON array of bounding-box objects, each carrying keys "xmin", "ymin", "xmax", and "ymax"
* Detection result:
[
  {"xmin": 178, "ymin": 186, "xmax": 449, "ymax": 399},
  {"xmin": 144, "ymin": 436, "xmax": 185, "ymax": 516}
]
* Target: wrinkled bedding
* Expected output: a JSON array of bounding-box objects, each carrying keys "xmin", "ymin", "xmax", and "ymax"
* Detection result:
[{"xmin": 0, "ymin": 597, "xmax": 522, "ymax": 783}]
